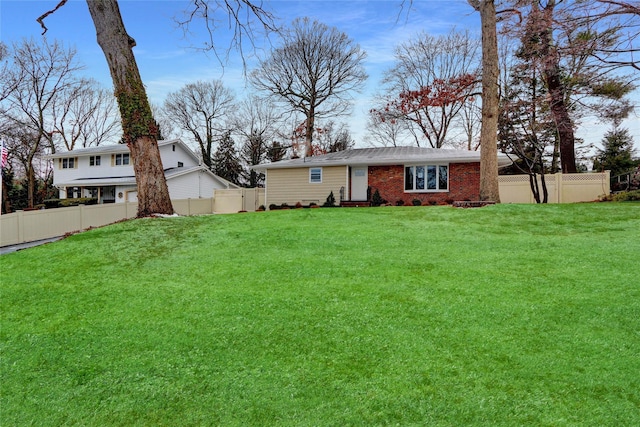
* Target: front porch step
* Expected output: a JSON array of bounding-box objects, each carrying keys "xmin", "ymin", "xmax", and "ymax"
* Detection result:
[
  {"xmin": 340, "ymin": 201, "xmax": 371, "ymax": 207},
  {"xmin": 453, "ymin": 200, "xmax": 496, "ymax": 208}
]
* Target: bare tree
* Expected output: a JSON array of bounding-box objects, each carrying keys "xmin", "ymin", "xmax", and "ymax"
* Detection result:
[
  {"xmin": 312, "ymin": 121, "xmax": 355, "ymax": 154},
  {"xmin": 51, "ymin": 79, "xmax": 121, "ymax": 151},
  {"xmin": 365, "ymin": 100, "xmax": 413, "ymax": 147},
  {"xmin": 468, "ymin": 0, "xmax": 502, "ymax": 202},
  {"xmin": 163, "ymin": 80, "xmax": 236, "ymax": 169},
  {"xmin": 37, "ymin": 0, "xmax": 277, "ymax": 216},
  {"xmin": 233, "ymin": 96, "xmax": 282, "ymax": 186},
  {"xmin": 0, "ymin": 38, "xmax": 84, "ymax": 208},
  {"xmin": 83, "ymin": 0, "xmax": 173, "ymax": 216},
  {"xmin": 250, "ymin": 17, "xmax": 367, "ymax": 156},
  {"xmin": 379, "ymin": 29, "xmax": 481, "ymax": 148},
  {"xmin": 575, "ymin": 0, "xmax": 640, "ymax": 71}
]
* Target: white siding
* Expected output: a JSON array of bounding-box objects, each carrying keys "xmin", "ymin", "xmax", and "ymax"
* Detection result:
[
  {"xmin": 159, "ymin": 143, "xmax": 199, "ymax": 168},
  {"xmin": 168, "ymin": 170, "xmax": 231, "ymax": 200}
]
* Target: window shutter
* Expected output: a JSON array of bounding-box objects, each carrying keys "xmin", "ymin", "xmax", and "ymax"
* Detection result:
[
  {"xmin": 111, "ymin": 154, "xmax": 115, "ymax": 166},
  {"xmin": 74, "ymin": 157, "xmax": 79, "ymax": 169},
  {"xmin": 58, "ymin": 158, "xmax": 62, "ymax": 169}
]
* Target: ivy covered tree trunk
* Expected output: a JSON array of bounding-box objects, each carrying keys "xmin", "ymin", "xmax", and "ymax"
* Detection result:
[{"xmin": 86, "ymin": 0, "xmax": 173, "ymax": 216}]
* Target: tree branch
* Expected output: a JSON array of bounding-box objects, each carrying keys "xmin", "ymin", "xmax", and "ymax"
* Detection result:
[{"xmin": 36, "ymin": 0, "xmax": 69, "ymax": 35}]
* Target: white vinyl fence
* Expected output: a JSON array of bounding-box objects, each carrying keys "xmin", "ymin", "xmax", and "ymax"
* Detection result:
[{"xmin": 1, "ymin": 189, "xmax": 266, "ymax": 247}]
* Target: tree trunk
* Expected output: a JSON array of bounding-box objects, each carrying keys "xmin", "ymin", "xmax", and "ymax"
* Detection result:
[
  {"xmin": 473, "ymin": 0, "xmax": 501, "ymax": 202},
  {"xmin": 86, "ymin": 0, "xmax": 173, "ymax": 217},
  {"xmin": 544, "ymin": 67, "xmax": 577, "ymax": 173},
  {"xmin": 305, "ymin": 108, "xmax": 315, "ymax": 157},
  {"xmin": 539, "ymin": 1, "xmax": 577, "ymax": 173},
  {"xmin": 27, "ymin": 162, "xmax": 35, "ymax": 209}
]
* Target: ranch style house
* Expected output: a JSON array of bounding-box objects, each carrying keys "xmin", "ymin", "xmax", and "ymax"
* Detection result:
[{"xmin": 252, "ymin": 146, "xmax": 512, "ymax": 207}]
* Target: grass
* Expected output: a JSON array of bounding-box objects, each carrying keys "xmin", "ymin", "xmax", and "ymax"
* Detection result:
[{"xmin": 1, "ymin": 203, "xmax": 639, "ymax": 426}]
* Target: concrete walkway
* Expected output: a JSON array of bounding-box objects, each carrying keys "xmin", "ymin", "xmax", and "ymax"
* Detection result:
[{"xmin": 0, "ymin": 237, "xmax": 64, "ymax": 255}]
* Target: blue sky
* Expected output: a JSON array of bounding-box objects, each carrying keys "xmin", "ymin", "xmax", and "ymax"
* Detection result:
[{"xmin": 1, "ymin": 0, "xmax": 638, "ymax": 152}]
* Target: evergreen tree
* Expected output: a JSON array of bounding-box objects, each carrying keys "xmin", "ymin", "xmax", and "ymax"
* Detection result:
[
  {"xmin": 266, "ymin": 141, "xmax": 287, "ymax": 163},
  {"xmin": 593, "ymin": 127, "xmax": 638, "ymax": 177},
  {"xmin": 240, "ymin": 131, "xmax": 267, "ymax": 187},
  {"xmin": 212, "ymin": 131, "xmax": 242, "ymax": 186}
]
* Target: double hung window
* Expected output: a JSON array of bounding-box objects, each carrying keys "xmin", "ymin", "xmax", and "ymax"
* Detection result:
[
  {"xmin": 309, "ymin": 167, "xmax": 322, "ymax": 183},
  {"xmin": 115, "ymin": 153, "xmax": 130, "ymax": 166}
]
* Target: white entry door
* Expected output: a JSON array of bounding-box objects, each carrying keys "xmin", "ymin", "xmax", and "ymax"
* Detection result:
[{"xmin": 351, "ymin": 167, "xmax": 368, "ymax": 201}]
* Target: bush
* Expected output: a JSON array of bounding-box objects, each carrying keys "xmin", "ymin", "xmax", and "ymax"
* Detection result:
[
  {"xmin": 295, "ymin": 201, "xmax": 303, "ymax": 209},
  {"xmin": 45, "ymin": 198, "xmax": 98, "ymax": 208},
  {"xmin": 395, "ymin": 199, "xmax": 405, "ymax": 206},
  {"xmin": 269, "ymin": 204, "xmax": 279, "ymax": 211},
  {"xmin": 43, "ymin": 199, "xmax": 60, "ymax": 209},
  {"xmin": 257, "ymin": 205, "xmax": 266, "ymax": 211},
  {"xmin": 412, "ymin": 199, "xmax": 422, "ymax": 206},
  {"xmin": 371, "ymin": 189, "xmax": 386, "ymax": 207},
  {"xmin": 323, "ymin": 191, "xmax": 337, "ymax": 207},
  {"xmin": 600, "ymin": 190, "xmax": 640, "ymax": 202},
  {"xmin": 280, "ymin": 203, "xmax": 290, "ymax": 209}
]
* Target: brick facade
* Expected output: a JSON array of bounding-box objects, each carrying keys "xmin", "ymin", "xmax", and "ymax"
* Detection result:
[{"xmin": 367, "ymin": 163, "xmax": 481, "ymax": 205}]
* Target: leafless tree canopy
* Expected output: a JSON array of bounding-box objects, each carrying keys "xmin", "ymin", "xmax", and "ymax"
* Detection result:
[
  {"xmin": 163, "ymin": 80, "xmax": 236, "ymax": 169},
  {"xmin": 250, "ymin": 17, "xmax": 367, "ymax": 155},
  {"xmin": 381, "ymin": 29, "xmax": 481, "ymax": 148},
  {"xmin": 0, "ymin": 39, "xmax": 85, "ymax": 207},
  {"xmin": 175, "ymin": 0, "xmax": 279, "ymax": 67}
]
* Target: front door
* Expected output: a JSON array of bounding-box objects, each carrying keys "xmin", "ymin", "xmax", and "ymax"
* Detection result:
[{"xmin": 351, "ymin": 167, "xmax": 368, "ymax": 201}]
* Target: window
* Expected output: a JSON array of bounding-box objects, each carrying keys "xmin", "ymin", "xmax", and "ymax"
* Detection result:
[
  {"xmin": 61, "ymin": 157, "xmax": 76, "ymax": 169},
  {"xmin": 309, "ymin": 167, "xmax": 322, "ymax": 183},
  {"xmin": 405, "ymin": 164, "xmax": 448, "ymax": 191},
  {"xmin": 90, "ymin": 155, "xmax": 101, "ymax": 166},
  {"xmin": 177, "ymin": 161, "xmax": 184, "ymax": 167},
  {"xmin": 115, "ymin": 153, "xmax": 130, "ymax": 166}
]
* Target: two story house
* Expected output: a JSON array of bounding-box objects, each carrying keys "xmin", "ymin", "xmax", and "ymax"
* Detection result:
[{"xmin": 49, "ymin": 139, "xmax": 238, "ymax": 203}]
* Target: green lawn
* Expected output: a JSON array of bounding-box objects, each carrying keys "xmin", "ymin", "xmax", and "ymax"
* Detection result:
[{"xmin": 1, "ymin": 203, "xmax": 639, "ymax": 426}]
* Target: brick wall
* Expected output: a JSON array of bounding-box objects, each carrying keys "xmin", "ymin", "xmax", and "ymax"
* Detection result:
[{"xmin": 368, "ymin": 163, "xmax": 480, "ymax": 205}]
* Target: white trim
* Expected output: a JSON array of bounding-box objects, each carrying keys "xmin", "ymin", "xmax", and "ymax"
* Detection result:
[
  {"xmin": 309, "ymin": 167, "xmax": 322, "ymax": 183},
  {"xmin": 404, "ymin": 163, "xmax": 449, "ymax": 192}
]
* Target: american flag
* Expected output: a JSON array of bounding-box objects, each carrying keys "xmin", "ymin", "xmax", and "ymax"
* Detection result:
[{"xmin": 1, "ymin": 141, "xmax": 8, "ymax": 169}]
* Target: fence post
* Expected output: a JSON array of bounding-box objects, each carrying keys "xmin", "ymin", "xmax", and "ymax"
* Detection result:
[
  {"xmin": 17, "ymin": 210, "xmax": 24, "ymax": 244},
  {"xmin": 556, "ymin": 173, "xmax": 563, "ymax": 203},
  {"xmin": 79, "ymin": 204, "xmax": 85, "ymax": 231}
]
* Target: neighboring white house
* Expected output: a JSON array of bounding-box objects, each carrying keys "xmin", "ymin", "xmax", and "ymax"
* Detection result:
[{"xmin": 48, "ymin": 139, "xmax": 238, "ymax": 203}]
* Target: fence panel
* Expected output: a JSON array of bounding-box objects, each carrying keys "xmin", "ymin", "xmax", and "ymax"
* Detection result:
[
  {"xmin": 213, "ymin": 188, "xmax": 265, "ymax": 213},
  {"xmin": 1, "ymin": 198, "xmax": 219, "ymax": 247},
  {"xmin": 499, "ymin": 172, "xmax": 609, "ymax": 204}
]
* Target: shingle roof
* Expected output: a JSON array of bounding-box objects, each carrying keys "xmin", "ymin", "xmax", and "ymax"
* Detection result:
[{"xmin": 253, "ymin": 146, "xmax": 512, "ymax": 170}]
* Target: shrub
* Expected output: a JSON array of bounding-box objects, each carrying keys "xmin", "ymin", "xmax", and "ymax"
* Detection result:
[
  {"xmin": 280, "ymin": 203, "xmax": 290, "ymax": 209},
  {"xmin": 428, "ymin": 200, "xmax": 437, "ymax": 206},
  {"xmin": 269, "ymin": 204, "xmax": 278, "ymax": 211},
  {"xmin": 395, "ymin": 199, "xmax": 405, "ymax": 206},
  {"xmin": 46, "ymin": 197, "xmax": 98, "ymax": 208},
  {"xmin": 44, "ymin": 199, "xmax": 60, "ymax": 209},
  {"xmin": 295, "ymin": 201, "xmax": 303, "ymax": 209},
  {"xmin": 600, "ymin": 190, "xmax": 640, "ymax": 202},
  {"xmin": 257, "ymin": 205, "xmax": 266, "ymax": 211},
  {"xmin": 371, "ymin": 189, "xmax": 386, "ymax": 207},
  {"xmin": 323, "ymin": 191, "xmax": 337, "ymax": 207},
  {"xmin": 412, "ymin": 199, "xmax": 422, "ymax": 206}
]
